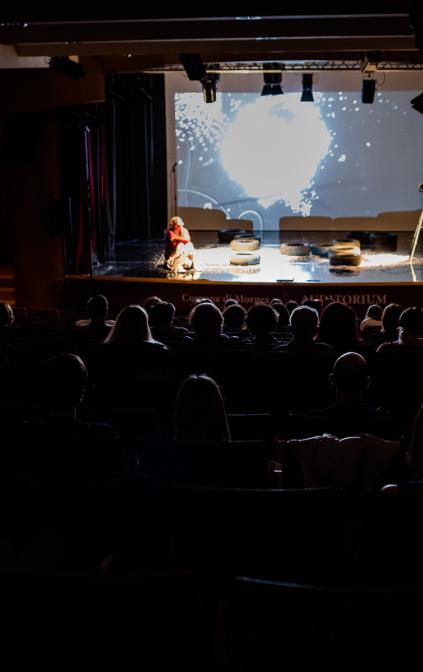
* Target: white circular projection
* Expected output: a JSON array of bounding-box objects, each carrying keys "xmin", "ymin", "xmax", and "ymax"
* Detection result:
[{"xmin": 219, "ymin": 94, "xmax": 332, "ymax": 215}]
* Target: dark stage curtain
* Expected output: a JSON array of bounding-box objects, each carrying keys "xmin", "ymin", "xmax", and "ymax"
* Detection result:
[
  {"xmin": 60, "ymin": 74, "xmax": 167, "ymax": 274},
  {"xmin": 106, "ymin": 73, "xmax": 167, "ymax": 242},
  {"xmin": 60, "ymin": 105, "xmax": 114, "ymax": 274}
]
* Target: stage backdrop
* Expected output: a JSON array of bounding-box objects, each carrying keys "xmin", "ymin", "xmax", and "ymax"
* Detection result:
[{"xmin": 165, "ymin": 70, "xmax": 423, "ymax": 233}]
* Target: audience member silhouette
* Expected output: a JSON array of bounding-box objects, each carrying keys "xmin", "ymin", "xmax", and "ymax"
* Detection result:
[
  {"xmin": 105, "ymin": 304, "xmax": 167, "ymax": 349},
  {"xmin": 92, "ymin": 305, "xmax": 168, "ymax": 403},
  {"xmin": 285, "ymin": 300, "xmax": 299, "ymax": 314},
  {"xmin": 17, "ymin": 353, "xmax": 126, "ymax": 481},
  {"xmin": 377, "ymin": 307, "xmax": 423, "ymax": 352},
  {"xmin": 184, "ymin": 302, "xmax": 240, "ymax": 349},
  {"xmin": 0, "ymin": 303, "xmax": 14, "ymax": 329},
  {"xmin": 223, "ymin": 298, "xmax": 238, "ymax": 309},
  {"xmin": 74, "ymin": 294, "xmax": 115, "ymax": 341},
  {"xmin": 174, "ymin": 374, "xmax": 230, "ymax": 443},
  {"xmin": 277, "ymin": 306, "xmax": 334, "ymax": 353},
  {"xmin": 360, "ymin": 304, "xmax": 382, "ymax": 332},
  {"xmin": 271, "ymin": 300, "xmax": 290, "ymax": 331},
  {"xmin": 322, "ymin": 298, "xmax": 334, "ymax": 311},
  {"xmin": 223, "ymin": 303, "xmax": 246, "ymax": 333},
  {"xmin": 149, "ymin": 301, "xmax": 189, "ymax": 344},
  {"xmin": 318, "ymin": 301, "xmax": 364, "ymax": 355},
  {"xmin": 303, "ymin": 351, "xmax": 394, "ymax": 438},
  {"xmin": 143, "ymin": 295, "xmax": 162, "ymax": 317},
  {"xmin": 246, "ymin": 303, "xmax": 279, "ymax": 350},
  {"xmin": 381, "ymin": 303, "xmax": 402, "ymax": 338},
  {"xmin": 0, "ymin": 303, "xmax": 13, "ymax": 378},
  {"xmin": 302, "ymin": 298, "xmax": 322, "ymax": 315}
]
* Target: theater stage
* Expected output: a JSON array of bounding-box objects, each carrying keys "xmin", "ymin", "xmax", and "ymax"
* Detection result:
[{"xmin": 67, "ymin": 231, "xmax": 423, "ymax": 314}]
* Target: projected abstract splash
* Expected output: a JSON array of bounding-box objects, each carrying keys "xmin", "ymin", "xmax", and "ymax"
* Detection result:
[{"xmin": 175, "ymin": 91, "xmax": 423, "ymax": 230}]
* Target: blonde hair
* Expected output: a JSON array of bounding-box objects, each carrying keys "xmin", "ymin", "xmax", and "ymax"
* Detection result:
[{"xmin": 169, "ymin": 216, "xmax": 184, "ymax": 230}]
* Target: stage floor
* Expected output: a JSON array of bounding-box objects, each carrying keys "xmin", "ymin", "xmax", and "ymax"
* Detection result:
[{"xmin": 95, "ymin": 231, "xmax": 423, "ymax": 285}]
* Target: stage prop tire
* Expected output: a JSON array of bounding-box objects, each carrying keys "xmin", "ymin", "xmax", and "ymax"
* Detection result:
[
  {"xmin": 369, "ymin": 232, "xmax": 398, "ymax": 249},
  {"xmin": 332, "ymin": 238, "xmax": 361, "ymax": 251},
  {"xmin": 329, "ymin": 248, "xmax": 362, "ymax": 267},
  {"xmin": 230, "ymin": 236, "xmax": 261, "ymax": 252},
  {"xmin": 280, "ymin": 243, "xmax": 310, "ymax": 257},
  {"xmin": 310, "ymin": 243, "xmax": 333, "ymax": 257},
  {"xmin": 233, "ymin": 231, "xmax": 255, "ymax": 239},
  {"xmin": 218, "ymin": 228, "xmax": 251, "ymax": 243},
  {"xmin": 230, "ymin": 252, "xmax": 261, "ymax": 266}
]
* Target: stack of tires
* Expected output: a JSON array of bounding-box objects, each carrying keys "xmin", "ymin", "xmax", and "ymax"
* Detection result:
[
  {"xmin": 230, "ymin": 236, "xmax": 261, "ymax": 266},
  {"xmin": 328, "ymin": 239, "xmax": 361, "ymax": 267}
]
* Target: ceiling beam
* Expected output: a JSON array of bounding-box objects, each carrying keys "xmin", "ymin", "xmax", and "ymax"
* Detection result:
[
  {"xmin": 0, "ymin": 16, "xmax": 414, "ymax": 45},
  {"xmin": 16, "ymin": 36, "xmax": 418, "ymax": 59}
]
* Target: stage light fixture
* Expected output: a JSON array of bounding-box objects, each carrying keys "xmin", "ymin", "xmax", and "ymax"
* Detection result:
[
  {"xmin": 49, "ymin": 56, "xmax": 85, "ymax": 80},
  {"xmin": 261, "ymin": 72, "xmax": 273, "ymax": 96},
  {"xmin": 301, "ymin": 73, "xmax": 314, "ymax": 102},
  {"xmin": 261, "ymin": 83, "xmax": 272, "ymax": 96},
  {"xmin": 361, "ymin": 77, "xmax": 376, "ymax": 103},
  {"xmin": 202, "ymin": 74, "xmax": 219, "ymax": 104},
  {"xmin": 261, "ymin": 64, "xmax": 283, "ymax": 96},
  {"xmin": 411, "ymin": 92, "xmax": 423, "ymax": 114},
  {"xmin": 271, "ymin": 83, "xmax": 283, "ymax": 96}
]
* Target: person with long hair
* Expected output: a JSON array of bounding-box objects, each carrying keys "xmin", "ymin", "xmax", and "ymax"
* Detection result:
[
  {"xmin": 318, "ymin": 301, "xmax": 364, "ymax": 355},
  {"xmin": 174, "ymin": 374, "xmax": 230, "ymax": 443},
  {"xmin": 165, "ymin": 216, "xmax": 195, "ymax": 273},
  {"xmin": 104, "ymin": 304, "xmax": 164, "ymax": 346}
]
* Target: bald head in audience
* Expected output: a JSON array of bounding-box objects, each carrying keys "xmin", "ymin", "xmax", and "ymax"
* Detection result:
[{"xmin": 330, "ymin": 352, "xmax": 370, "ymax": 400}]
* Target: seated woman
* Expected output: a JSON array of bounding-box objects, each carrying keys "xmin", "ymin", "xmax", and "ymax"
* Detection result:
[{"xmin": 165, "ymin": 216, "xmax": 195, "ymax": 273}]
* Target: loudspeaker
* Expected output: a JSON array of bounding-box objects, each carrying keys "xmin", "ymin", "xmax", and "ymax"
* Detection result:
[
  {"xmin": 179, "ymin": 53, "xmax": 206, "ymax": 81},
  {"xmin": 49, "ymin": 197, "xmax": 73, "ymax": 236}
]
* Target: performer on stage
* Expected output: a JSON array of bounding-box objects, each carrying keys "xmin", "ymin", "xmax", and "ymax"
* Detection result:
[{"xmin": 165, "ymin": 216, "xmax": 195, "ymax": 272}]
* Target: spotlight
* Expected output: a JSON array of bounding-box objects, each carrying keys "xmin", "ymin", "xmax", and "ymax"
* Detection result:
[
  {"xmin": 261, "ymin": 64, "xmax": 283, "ymax": 96},
  {"xmin": 202, "ymin": 79, "xmax": 216, "ymax": 103},
  {"xmin": 271, "ymin": 84, "xmax": 283, "ymax": 96},
  {"xmin": 202, "ymin": 74, "xmax": 219, "ymax": 104},
  {"xmin": 49, "ymin": 56, "xmax": 85, "ymax": 80},
  {"xmin": 261, "ymin": 83, "xmax": 272, "ymax": 96},
  {"xmin": 261, "ymin": 72, "xmax": 274, "ymax": 96},
  {"xmin": 411, "ymin": 92, "xmax": 423, "ymax": 114},
  {"xmin": 361, "ymin": 77, "xmax": 376, "ymax": 104},
  {"xmin": 301, "ymin": 73, "xmax": 314, "ymax": 102}
]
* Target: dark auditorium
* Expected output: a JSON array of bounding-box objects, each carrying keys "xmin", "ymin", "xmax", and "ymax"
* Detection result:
[{"xmin": 2, "ymin": 4, "xmax": 423, "ymax": 669}]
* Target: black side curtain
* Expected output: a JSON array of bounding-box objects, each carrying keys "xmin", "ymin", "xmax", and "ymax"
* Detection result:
[
  {"xmin": 60, "ymin": 74, "xmax": 167, "ymax": 274},
  {"xmin": 107, "ymin": 74, "xmax": 168, "ymax": 243}
]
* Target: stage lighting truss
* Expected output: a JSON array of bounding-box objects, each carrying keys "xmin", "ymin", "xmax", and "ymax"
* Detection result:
[
  {"xmin": 205, "ymin": 61, "xmax": 423, "ymax": 73},
  {"xmin": 151, "ymin": 61, "xmax": 423, "ymax": 74}
]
